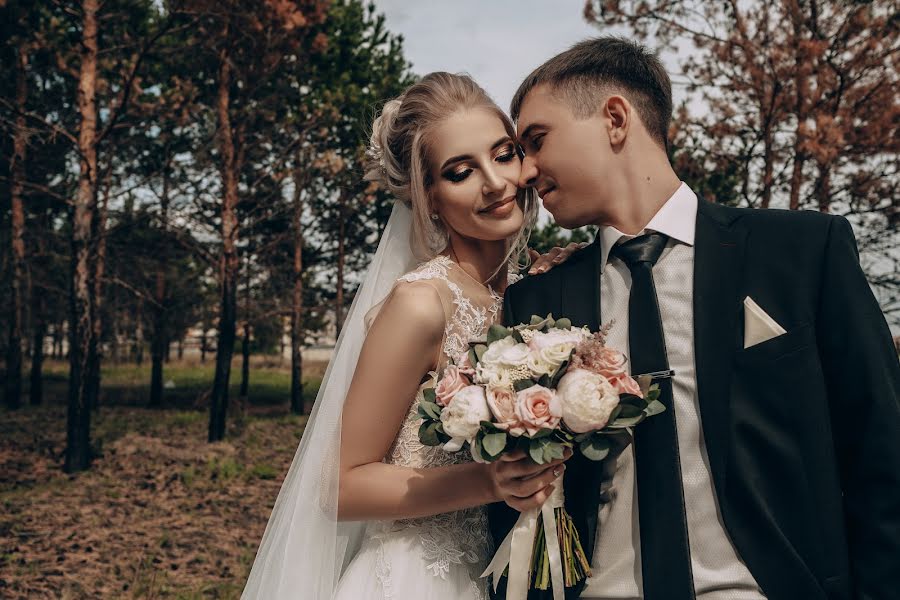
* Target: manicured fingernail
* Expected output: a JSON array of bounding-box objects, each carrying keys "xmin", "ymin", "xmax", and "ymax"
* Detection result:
[
  {"xmin": 528, "ymin": 268, "xmax": 536, "ymax": 274},
  {"xmin": 552, "ymin": 257, "xmax": 562, "ymax": 263},
  {"xmin": 538, "ymin": 266, "xmax": 547, "ymax": 273}
]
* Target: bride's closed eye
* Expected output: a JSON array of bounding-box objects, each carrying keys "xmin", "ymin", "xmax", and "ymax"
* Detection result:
[{"xmin": 441, "ymin": 145, "xmax": 517, "ymax": 183}]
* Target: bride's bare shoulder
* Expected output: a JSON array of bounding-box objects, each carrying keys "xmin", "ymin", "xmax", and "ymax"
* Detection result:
[{"xmin": 368, "ymin": 278, "xmax": 446, "ymax": 346}]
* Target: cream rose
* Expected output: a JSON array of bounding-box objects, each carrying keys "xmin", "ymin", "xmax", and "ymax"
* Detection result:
[
  {"xmin": 557, "ymin": 368, "xmax": 620, "ymax": 433},
  {"xmin": 514, "ymin": 385, "xmax": 562, "ymax": 436},
  {"xmin": 435, "ymin": 365, "xmax": 470, "ymax": 407},
  {"xmin": 440, "ymin": 385, "xmax": 491, "ymax": 451}
]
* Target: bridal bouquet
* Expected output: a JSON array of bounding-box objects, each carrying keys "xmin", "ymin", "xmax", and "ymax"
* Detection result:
[{"xmin": 417, "ymin": 314, "xmax": 665, "ymax": 600}]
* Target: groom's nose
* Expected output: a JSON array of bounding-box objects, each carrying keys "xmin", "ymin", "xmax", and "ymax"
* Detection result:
[{"xmin": 519, "ymin": 155, "xmax": 539, "ymax": 188}]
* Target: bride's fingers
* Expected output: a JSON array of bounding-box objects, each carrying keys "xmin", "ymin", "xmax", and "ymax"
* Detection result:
[
  {"xmin": 506, "ymin": 484, "xmax": 557, "ymax": 513},
  {"xmin": 506, "ymin": 463, "xmax": 566, "ymax": 499}
]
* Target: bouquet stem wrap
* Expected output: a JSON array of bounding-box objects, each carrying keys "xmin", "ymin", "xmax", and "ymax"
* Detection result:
[{"xmin": 482, "ymin": 476, "xmax": 570, "ymax": 600}]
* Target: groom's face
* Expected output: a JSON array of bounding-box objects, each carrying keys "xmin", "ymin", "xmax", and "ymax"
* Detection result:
[{"xmin": 516, "ymin": 84, "xmax": 612, "ymax": 229}]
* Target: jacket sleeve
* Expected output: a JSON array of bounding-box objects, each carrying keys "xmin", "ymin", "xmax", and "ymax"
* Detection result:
[{"xmin": 816, "ymin": 216, "xmax": 900, "ymax": 599}]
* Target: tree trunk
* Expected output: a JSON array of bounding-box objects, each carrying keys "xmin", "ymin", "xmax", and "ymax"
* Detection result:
[
  {"xmin": 761, "ymin": 120, "xmax": 774, "ymax": 209},
  {"xmin": 240, "ymin": 321, "xmax": 250, "ymax": 398},
  {"xmin": 200, "ymin": 326, "xmax": 208, "ymax": 363},
  {"xmin": 815, "ymin": 164, "xmax": 831, "ymax": 213},
  {"xmin": 29, "ymin": 301, "xmax": 46, "ymax": 406},
  {"xmin": 66, "ymin": 0, "xmax": 99, "ymax": 473},
  {"xmin": 87, "ymin": 161, "xmax": 112, "ymax": 411},
  {"xmin": 290, "ymin": 168, "xmax": 305, "ymax": 414},
  {"xmin": 208, "ymin": 46, "xmax": 239, "ymax": 443},
  {"xmin": 135, "ymin": 299, "xmax": 144, "ymax": 366},
  {"xmin": 177, "ymin": 339, "xmax": 183, "ymax": 360},
  {"xmin": 149, "ymin": 155, "xmax": 170, "ymax": 407},
  {"xmin": 5, "ymin": 41, "xmax": 28, "ymax": 411},
  {"xmin": 149, "ymin": 308, "xmax": 165, "ymax": 407}
]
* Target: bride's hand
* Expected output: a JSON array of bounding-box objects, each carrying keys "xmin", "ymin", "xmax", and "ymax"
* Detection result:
[
  {"xmin": 527, "ymin": 241, "xmax": 589, "ymax": 275},
  {"xmin": 487, "ymin": 448, "xmax": 573, "ymax": 512}
]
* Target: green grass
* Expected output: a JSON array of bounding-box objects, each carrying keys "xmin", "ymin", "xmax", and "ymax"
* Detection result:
[{"xmin": 34, "ymin": 358, "xmax": 323, "ymax": 410}]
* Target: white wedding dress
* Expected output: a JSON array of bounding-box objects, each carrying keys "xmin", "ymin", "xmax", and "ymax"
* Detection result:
[{"xmin": 333, "ymin": 255, "xmax": 505, "ymax": 600}]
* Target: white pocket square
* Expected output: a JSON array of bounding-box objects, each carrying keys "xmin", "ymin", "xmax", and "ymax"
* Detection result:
[{"xmin": 743, "ymin": 297, "xmax": 787, "ymax": 349}]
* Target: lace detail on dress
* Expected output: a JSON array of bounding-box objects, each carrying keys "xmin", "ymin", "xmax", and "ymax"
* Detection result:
[{"xmin": 372, "ymin": 255, "xmax": 500, "ymax": 598}]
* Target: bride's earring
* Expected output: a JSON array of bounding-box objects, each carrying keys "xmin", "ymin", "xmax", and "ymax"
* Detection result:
[{"xmin": 430, "ymin": 213, "xmax": 439, "ymax": 221}]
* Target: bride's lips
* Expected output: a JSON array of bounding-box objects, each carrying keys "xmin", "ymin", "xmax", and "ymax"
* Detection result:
[{"xmin": 479, "ymin": 195, "xmax": 517, "ymax": 217}]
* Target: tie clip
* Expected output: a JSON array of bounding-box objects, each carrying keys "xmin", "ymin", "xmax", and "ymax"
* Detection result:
[{"xmin": 634, "ymin": 369, "xmax": 675, "ymax": 380}]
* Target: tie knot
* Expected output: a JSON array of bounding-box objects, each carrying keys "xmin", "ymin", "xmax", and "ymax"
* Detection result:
[{"xmin": 611, "ymin": 232, "xmax": 669, "ymax": 268}]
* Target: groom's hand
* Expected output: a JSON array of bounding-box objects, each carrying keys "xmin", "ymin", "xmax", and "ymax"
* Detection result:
[{"xmin": 488, "ymin": 448, "xmax": 573, "ymax": 512}]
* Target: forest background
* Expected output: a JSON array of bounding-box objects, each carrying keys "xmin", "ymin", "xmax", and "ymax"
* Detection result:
[{"xmin": 0, "ymin": 0, "xmax": 896, "ymax": 597}]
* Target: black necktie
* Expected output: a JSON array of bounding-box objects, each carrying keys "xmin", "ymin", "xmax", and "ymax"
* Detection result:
[{"xmin": 611, "ymin": 233, "xmax": 695, "ymax": 600}]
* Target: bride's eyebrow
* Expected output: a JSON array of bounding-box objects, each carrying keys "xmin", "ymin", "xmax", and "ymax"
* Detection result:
[{"xmin": 439, "ymin": 137, "xmax": 514, "ymax": 170}]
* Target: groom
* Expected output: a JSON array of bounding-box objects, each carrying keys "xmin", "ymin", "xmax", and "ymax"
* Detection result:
[{"xmin": 488, "ymin": 37, "xmax": 900, "ymax": 600}]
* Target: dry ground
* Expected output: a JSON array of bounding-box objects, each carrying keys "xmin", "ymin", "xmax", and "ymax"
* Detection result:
[{"xmin": 0, "ymin": 359, "xmax": 326, "ymax": 599}]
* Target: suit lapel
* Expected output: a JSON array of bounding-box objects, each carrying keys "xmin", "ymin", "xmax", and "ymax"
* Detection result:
[{"xmin": 693, "ymin": 201, "xmax": 747, "ymax": 494}]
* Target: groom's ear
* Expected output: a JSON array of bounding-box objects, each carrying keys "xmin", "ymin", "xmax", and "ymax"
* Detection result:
[{"xmin": 603, "ymin": 95, "xmax": 631, "ymax": 147}]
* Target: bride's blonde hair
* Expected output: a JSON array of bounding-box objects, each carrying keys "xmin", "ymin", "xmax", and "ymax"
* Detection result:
[{"xmin": 365, "ymin": 72, "xmax": 538, "ymax": 269}]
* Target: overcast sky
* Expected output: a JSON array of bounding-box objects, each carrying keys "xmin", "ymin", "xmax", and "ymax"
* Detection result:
[{"xmin": 371, "ymin": 0, "xmax": 687, "ymax": 113}]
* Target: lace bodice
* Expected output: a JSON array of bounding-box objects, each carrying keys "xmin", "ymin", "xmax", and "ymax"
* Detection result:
[{"xmin": 368, "ymin": 255, "xmax": 505, "ymax": 598}]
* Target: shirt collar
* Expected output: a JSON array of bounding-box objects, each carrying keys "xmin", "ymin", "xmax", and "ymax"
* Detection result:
[{"xmin": 598, "ymin": 182, "xmax": 698, "ymax": 272}]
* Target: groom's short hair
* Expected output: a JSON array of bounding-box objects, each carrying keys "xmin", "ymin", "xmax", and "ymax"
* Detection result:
[{"xmin": 511, "ymin": 37, "xmax": 672, "ymax": 150}]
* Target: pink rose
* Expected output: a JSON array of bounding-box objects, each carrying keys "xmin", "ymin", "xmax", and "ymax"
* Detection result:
[
  {"xmin": 457, "ymin": 352, "xmax": 476, "ymax": 377},
  {"xmin": 591, "ymin": 347, "xmax": 625, "ymax": 379},
  {"xmin": 435, "ymin": 365, "xmax": 470, "ymax": 407},
  {"xmin": 486, "ymin": 386, "xmax": 526, "ymax": 436},
  {"xmin": 514, "ymin": 385, "xmax": 562, "ymax": 436},
  {"xmin": 609, "ymin": 374, "xmax": 643, "ymax": 398}
]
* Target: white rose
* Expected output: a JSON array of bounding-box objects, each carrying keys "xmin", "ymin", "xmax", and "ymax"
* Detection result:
[
  {"xmin": 557, "ymin": 368, "xmax": 620, "ymax": 433},
  {"xmin": 475, "ymin": 361, "xmax": 513, "ymax": 388},
  {"xmin": 440, "ymin": 385, "xmax": 491, "ymax": 451},
  {"xmin": 528, "ymin": 328, "xmax": 590, "ymax": 352},
  {"xmin": 481, "ymin": 336, "xmax": 531, "ymax": 369}
]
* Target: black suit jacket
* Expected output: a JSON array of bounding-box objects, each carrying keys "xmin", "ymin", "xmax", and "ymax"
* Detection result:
[{"xmin": 489, "ymin": 200, "xmax": 900, "ymax": 600}]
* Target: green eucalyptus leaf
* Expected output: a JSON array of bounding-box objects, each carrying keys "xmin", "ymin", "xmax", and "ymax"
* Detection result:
[
  {"xmin": 610, "ymin": 414, "xmax": 645, "ymax": 428},
  {"xmin": 644, "ymin": 399, "xmax": 666, "ymax": 417},
  {"xmin": 531, "ymin": 428, "xmax": 555, "ymax": 439},
  {"xmin": 513, "ymin": 379, "xmax": 537, "ymax": 392},
  {"xmin": 480, "ymin": 420, "xmax": 501, "ymax": 433},
  {"xmin": 619, "ymin": 394, "xmax": 646, "ymax": 409},
  {"xmin": 419, "ymin": 421, "xmax": 441, "ymax": 446},
  {"xmin": 468, "ymin": 348, "xmax": 478, "ymax": 368},
  {"xmin": 579, "ymin": 436, "xmax": 611, "ymax": 461},
  {"xmin": 474, "ymin": 344, "xmax": 488, "ymax": 361},
  {"xmin": 537, "ymin": 374, "xmax": 552, "ymax": 387},
  {"xmin": 617, "ymin": 404, "xmax": 643, "ymax": 419},
  {"xmin": 555, "ymin": 318, "xmax": 572, "ymax": 329},
  {"xmin": 528, "ymin": 438, "xmax": 547, "ymax": 464},
  {"xmin": 487, "ymin": 324, "xmax": 511, "ymax": 344},
  {"xmin": 423, "ymin": 388, "xmax": 437, "ymax": 404},
  {"xmin": 511, "ymin": 329, "xmax": 524, "ymax": 344},
  {"xmin": 483, "ymin": 432, "xmax": 507, "ymax": 457},
  {"xmin": 530, "ymin": 314, "xmax": 545, "ymax": 326}
]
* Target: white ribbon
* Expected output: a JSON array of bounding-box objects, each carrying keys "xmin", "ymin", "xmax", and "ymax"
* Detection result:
[{"xmin": 482, "ymin": 476, "xmax": 566, "ymax": 600}]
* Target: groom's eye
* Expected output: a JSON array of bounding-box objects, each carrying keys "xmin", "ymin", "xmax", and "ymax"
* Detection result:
[{"xmin": 530, "ymin": 133, "xmax": 545, "ymax": 150}]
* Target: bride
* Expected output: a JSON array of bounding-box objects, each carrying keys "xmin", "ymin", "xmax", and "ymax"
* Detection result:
[{"xmin": 242, "ymin": 72, "xmax": 576, "ymax": 600}]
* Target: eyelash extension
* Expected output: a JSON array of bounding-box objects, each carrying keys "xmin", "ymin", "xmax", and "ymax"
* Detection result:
[
  {"xmin": 441, "ymin": 147, "xmax": 516, "ymax": 183},
  {"xmin": 443, "ymin": 169, "xmax": 472, "ymax": 183}
]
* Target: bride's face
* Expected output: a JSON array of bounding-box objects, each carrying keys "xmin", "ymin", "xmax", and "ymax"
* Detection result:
[{"xmin": 427, "ymin": 107, "xmax": 524, "ymax": 243}]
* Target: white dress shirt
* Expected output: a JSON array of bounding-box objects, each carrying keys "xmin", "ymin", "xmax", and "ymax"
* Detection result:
[{"xmin": 581, "ymin": 183, "xmax": 765, "ymax": 600}]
